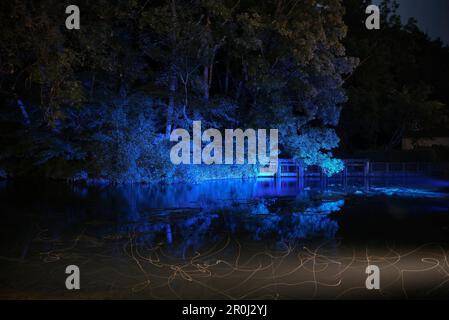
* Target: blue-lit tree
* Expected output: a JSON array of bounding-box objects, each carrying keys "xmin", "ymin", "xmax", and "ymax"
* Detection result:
[{"xmin": 0, "ymin": 0, "xmax": 356, "ymax": 182}]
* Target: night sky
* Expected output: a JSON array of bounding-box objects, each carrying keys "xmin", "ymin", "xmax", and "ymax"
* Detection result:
[{"xmin": 397, "ymin": 0, "xmax": 449, "ymax": 44}]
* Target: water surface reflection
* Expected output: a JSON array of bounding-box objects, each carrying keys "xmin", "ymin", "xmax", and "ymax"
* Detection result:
[{"xmin": 1, "ymin": 177, "xmax": 449, "ymax": 299}]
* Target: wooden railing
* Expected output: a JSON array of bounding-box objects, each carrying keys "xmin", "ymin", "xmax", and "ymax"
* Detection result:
[{"xmin": 258, "ymin": 159, "xmax": 433, "ymax": 178}]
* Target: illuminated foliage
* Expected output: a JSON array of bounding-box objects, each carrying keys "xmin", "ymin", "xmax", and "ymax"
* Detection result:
[{"xmin": 0, "ymin": 0, "xmax": 356, "ymax": 182}]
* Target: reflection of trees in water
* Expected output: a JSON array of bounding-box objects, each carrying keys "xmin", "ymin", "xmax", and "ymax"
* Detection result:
[
  {"xmin": 0, "ymin": 180, "xmax": 344, "ymax": 258},
  {"xmin": 103, "ymin": 197, "xmax": 344, "ymax": 256}
]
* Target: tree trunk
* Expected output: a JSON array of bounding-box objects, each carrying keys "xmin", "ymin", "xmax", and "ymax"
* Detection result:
[
  {"xmin": 203, "ymin": 65, "xmax": 210, "ymax": 101},
  {"xmin": 386, "ymin": 126, "xmax": 405, "ymax": 150},
  {"xmin": 90, "ymin": 73, "xmax": 96, "ymax": 98},
  {"xmin": 224, "ymin": 58, "xmax": 230, "ymax": 94},
  {"xmin": 166, "ymin": 67, "xmax": 177, "ymax": 137},
  {"xmin": 17, "ymin": 99, "xmax": 30, "ymax": 126},
  {"xmin": 166, "ymin": 0, "xmax": 178, "ymax": 138}
]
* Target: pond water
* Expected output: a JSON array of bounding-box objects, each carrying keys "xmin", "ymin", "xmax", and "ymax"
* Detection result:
[{"xmin": 1, "ymin": 177, "xmax": 449, "ymax": 299}]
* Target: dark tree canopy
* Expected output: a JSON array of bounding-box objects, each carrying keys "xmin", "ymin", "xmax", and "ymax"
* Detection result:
[
  {"xmin": 340, "ymin": 0, "xmax": 449, "ymax": 153},
  {"xmin": 3, "ymin": 0, "xmax": 448, "ymax": 182}
]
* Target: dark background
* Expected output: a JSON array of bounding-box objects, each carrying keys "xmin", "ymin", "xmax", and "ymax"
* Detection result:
[{"xmin": 398, "ymin": 0, "xmax": 449, "ymax": 44}]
